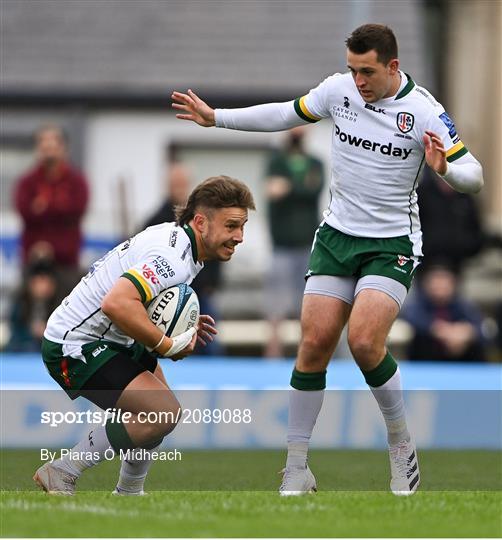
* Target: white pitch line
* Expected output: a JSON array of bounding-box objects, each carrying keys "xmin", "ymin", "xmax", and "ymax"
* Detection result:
[{"xmin": 1, "ymin": 499, "xmax": 141, "ymax": 517}]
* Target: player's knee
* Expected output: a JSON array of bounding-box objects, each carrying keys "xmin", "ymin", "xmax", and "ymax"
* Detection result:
[
  {"xmin": 299, "ymin": 331, "xmax": 334, "ymax": 361},
  {"xmin": 158, "ymin": 404, "xmax": 182, "ymax": 438},
  {"xmin": 296, "ymin": 336, "xmax": 332, "ymax": 371},
  {"xmin": 347, "ymin": 332, "xmax": 381, "ymax": 365}
]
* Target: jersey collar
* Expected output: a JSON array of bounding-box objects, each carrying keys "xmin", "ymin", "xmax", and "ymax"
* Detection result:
[
  {"xmin": 395, "ymin": 72, "xmax": 415, "ymax": 100},
  {"xmin": 182, "ymin": 224, "xmax": 199, "ymax": 262}
]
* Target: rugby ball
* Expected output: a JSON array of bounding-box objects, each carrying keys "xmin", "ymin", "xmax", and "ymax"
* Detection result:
[{"xmin": 147, "ymin": 284, "xmax": 199, "ymax": 338}]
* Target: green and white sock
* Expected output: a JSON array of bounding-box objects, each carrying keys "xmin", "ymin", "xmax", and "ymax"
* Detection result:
[
  {"xmin": 53, "ymin": 425, "xmax": 115, "ymax": 477},
  {"xmin": 363, "ymin": 353, "xmax": 410, "ymax": 445},
  {"xmin": 116, "ymin": 441, "xmax": 162, "ymax": 493},
  {"xmin": 286, "ymin": 369, "xmax": 326, "ymax": 469}
]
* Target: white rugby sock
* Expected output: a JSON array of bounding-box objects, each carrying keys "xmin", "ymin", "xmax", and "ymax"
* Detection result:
[
  {"xmin": 53, "ymin": 426, "xmax": 114, "ymax": 477},
  {"xmin": 369, "ymin": 367, "xmax": 410, "ymax": 445},
  {"xmin": 286, "ymin": 389, "xmax": 324, "ymax": 469},
  {"xmin": 115, "ymin": 444, "xmax": 161, "ymax": 493}
]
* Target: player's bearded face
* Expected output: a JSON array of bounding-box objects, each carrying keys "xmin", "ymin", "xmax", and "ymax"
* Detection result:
[
  {"xmin": 347, "ymin": 49, "xmax": 399, "ymax": 103},
  {"xmin": 199, "ymin": 207, "xmax": 248, "ymax": 261}
]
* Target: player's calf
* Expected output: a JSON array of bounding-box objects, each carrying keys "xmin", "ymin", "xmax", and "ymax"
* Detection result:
[
  {"xmin": 125, "ymin": 404, "xmax": 182, "ymax": 447},
  {"xmin": 113, "ymin": 438, "xmax": 164, "ymax": 495}
]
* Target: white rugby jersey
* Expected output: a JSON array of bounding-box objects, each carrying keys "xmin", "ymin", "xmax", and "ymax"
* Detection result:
[
  {"xmin": 45, "ymin": 223, "xmax": 203, "ymax": 349},
  {"xmin": 293, "ymin": 71, "xmax": 470, "ymax": 252}
]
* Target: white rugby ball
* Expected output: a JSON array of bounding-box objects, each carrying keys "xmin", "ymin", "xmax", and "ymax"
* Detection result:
[{"xmin": 147, "ymin": 284, "xmax": 199, "ymax": 338}]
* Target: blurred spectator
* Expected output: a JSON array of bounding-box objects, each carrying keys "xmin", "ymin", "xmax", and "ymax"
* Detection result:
[
  {"xmin": 144, "ymin": 146, "xmax": 190, "ymax": 228},
  {"xmin": 143, "ymin": 146, "xmax": 222, "ymax": 355},
  {"xmin": 494, "ymin": 302, "xmax": 502, "ymax": 361},
  {"xmin": 6, "ymin": 256, "xmax": 59, "ymax": 352},
  {"xmin": 418, "ymin": 168, "xmax": 484, "ymax": 272},
  {"xmin": 14, "ymin": 125, "xmax": 89, "ymax": 296},
  {"xmin": 400, "ymin": 263, "xmax": 486, "ymax": 362},
  {"xmin": 263, "ymin": 127, "xmax": 324, "ymax": 358}
]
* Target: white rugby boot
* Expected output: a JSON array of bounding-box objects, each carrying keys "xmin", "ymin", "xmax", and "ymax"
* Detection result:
[
  {"xmin": 33, "ymin": 462, "xmax": 77, "ymax": 495},
  {"xmin": 112, "ymin": 487, "xmax": 146, "ymax": 496},
  {"xmin": 279, "ymin": 464, "xmax": 317, "ymax": 496},
  {"xmin": 389, "ymin": 438, "xmax": 420, "ymax": 496}
]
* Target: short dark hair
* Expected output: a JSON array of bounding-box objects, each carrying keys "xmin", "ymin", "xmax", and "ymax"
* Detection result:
[
  {"xmin": 175, "ymin": 175, "xmax": 256, "ymax": 225},
  {"xmin": 345, "ymin": 24, "xmax": 398, "ymax": 65}
]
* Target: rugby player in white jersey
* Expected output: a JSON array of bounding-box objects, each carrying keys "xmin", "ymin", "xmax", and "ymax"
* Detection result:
[
  {"xmin": 172, "ymin": 24, "xmax": 484, "ymax": 496},
  {"xmin": 34, "ymin": 176, "xmax": 255, "ymax": 495}
]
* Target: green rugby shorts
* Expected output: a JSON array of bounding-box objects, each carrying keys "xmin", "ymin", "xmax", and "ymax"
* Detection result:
[
  {"xmin": 307, "ymin": 223, "xmax": 421, "ymax": 290},
  {"xmin": 42, "ymin": 337, "xmax": 157, "ymax": 405}
]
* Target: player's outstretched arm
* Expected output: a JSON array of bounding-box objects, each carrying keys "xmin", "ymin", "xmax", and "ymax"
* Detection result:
[
  {"xmin": 171, "ymin": 89, "xmax": 215, "ymax": 127},
  {"xmin": 172, "ymin": 89, "xmax": 307, "ymax": 132},
  {"xmin": 423, "ymin": 130, "xmax": 483, "ymax": 194}
]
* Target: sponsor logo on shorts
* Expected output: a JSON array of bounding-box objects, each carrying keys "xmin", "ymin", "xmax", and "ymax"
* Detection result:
[
  {"xmin": 397, "ymin": 255, "xmax": 410, "ymax": 267},
  {"xmin": 393, "ymin": 255, "xmax": 411, "ymax": 274},
  {"xmin": 335, "ymin": 125, "xmax": 412, "ymax": 160},
  {"xmin": 60, "ymin": 358, "xmax": 71, "ymax": 387},
  {"xmin": 91, "ymin": 345, "xmax": 107, "ymax": 358},
  {"xmin": 396, "ymin": 112, "xmax": 414, "ymax": 133}
]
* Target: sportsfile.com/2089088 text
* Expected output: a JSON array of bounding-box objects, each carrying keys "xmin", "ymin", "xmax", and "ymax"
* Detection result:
[{"xmin": 40, "ymin": 407, "xmax": 253, "ymax": 427}]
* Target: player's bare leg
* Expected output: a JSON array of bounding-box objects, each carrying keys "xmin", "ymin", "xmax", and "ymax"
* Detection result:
[
  {"xmin": 348, "ymin": 289, "xmax": 419, "ymax": 495},
  {"xmin": 34, "ymin": 369, "xmax": 180, "ymax": 495},
  {"xmin": 280, "ymin": 294, "xmax": 351, "ymax": 496},
  {"xmin": 347, "ymin": 289, "xmax": 399, "ymax": 370},
  {"xmin": 113, "ymin": 363, "xmax": 172, "ymax": 495},
  {"xmin": 116, "ymin": 369, "xmax": 180, "ymax": 445}
]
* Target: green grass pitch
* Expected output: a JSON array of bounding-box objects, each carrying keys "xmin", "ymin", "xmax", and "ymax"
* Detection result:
[{"xmin": 1, "ymin": 449, "xmax": 501, "ymax": 537}]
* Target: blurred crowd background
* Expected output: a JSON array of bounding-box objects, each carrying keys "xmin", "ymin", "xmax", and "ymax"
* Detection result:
[{"xmin": 1, "ymin": 0, "xmax": 501, "ymax": 361}]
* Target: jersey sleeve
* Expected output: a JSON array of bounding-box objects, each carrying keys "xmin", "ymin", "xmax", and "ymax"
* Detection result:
[
  {"xmin": 425, "ymin": 109, "xmax": 469, "ymax": 163},
  {"xmin": 122, "ymin": 252, "xmax": 184, "ymax": 303},
  {"xmin": 215, "ymin": 101, "xmax": 305, "ymax": 131},
  {"xmin": 294, "ymin": 74, "xmax": 341, "ymax": 123}
]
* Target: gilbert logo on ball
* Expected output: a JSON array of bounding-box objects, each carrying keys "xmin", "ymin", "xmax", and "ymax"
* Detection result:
[{"xmin": 147, "ymin": 284, "xmax": 199, "ymax": 338}]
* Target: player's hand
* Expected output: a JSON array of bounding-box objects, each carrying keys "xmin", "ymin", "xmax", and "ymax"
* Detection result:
[
  {"xmin": 157, "ymin": 327, "xmax": 197, "ymax": 360},
  {"xmin": 170, "ymin": 327, "xmax": 198, "ymax": 361},
  {"xmin": 196, "ymin": 314, "xmax": 218, "ymax": 347},
  {"xmin": 171, "ymin": 89, "xmax": 215, "ymax": 127},
  {"xmin": 423, "ymin": 130, "xmax": 447, "ymax": 175}
]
